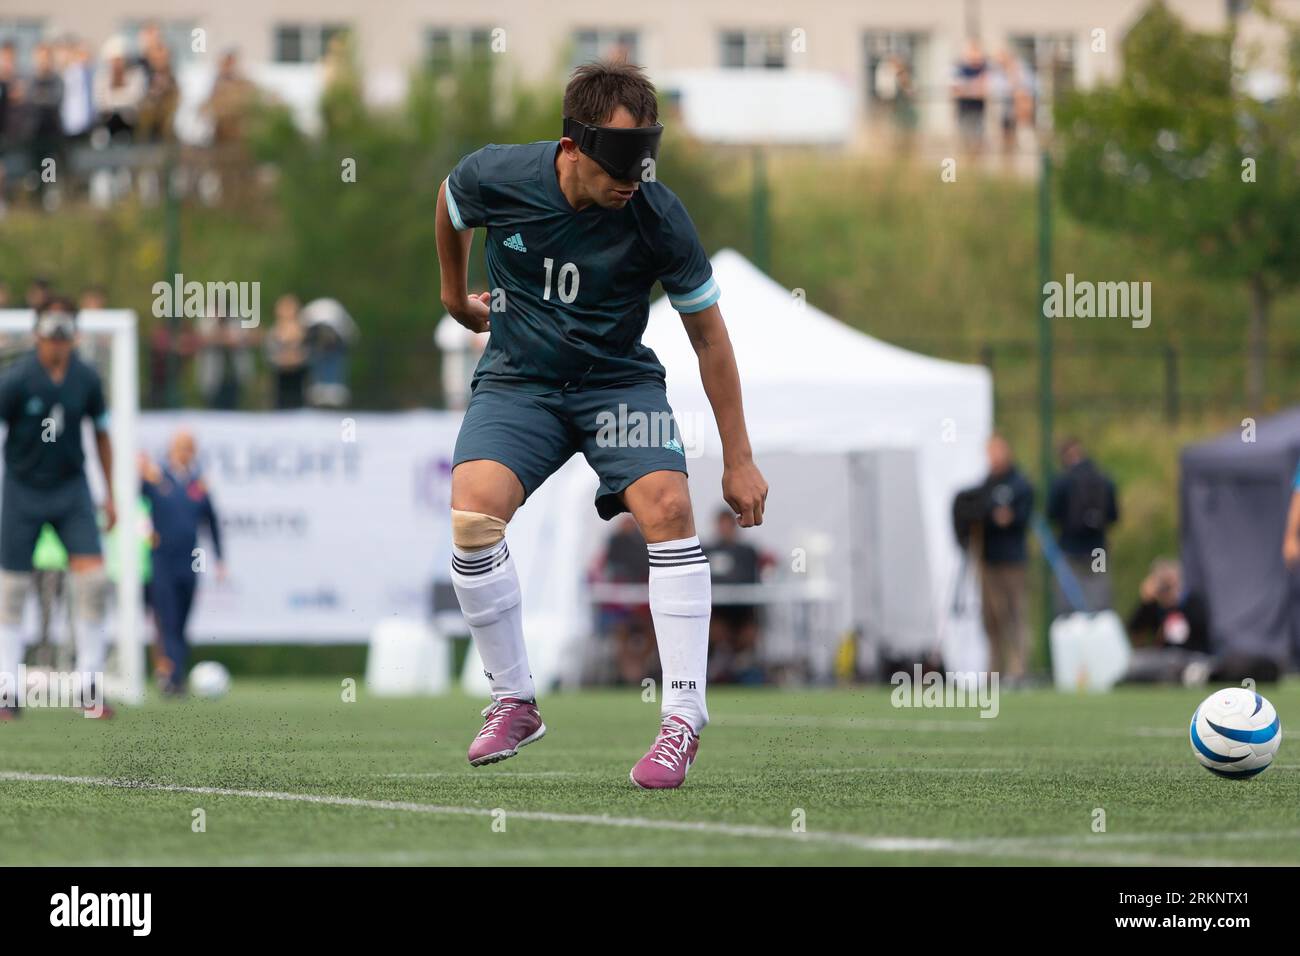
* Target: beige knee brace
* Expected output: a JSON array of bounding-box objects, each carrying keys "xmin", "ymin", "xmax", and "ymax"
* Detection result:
[{"xmin": 451, "ymin": 510, "xmax": 507, "ymax": 550}]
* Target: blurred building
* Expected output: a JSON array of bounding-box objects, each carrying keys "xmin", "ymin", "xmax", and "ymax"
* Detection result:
[{"xmin": 8, "ymin": 0, "xmax": 1296, "ymax": 152}]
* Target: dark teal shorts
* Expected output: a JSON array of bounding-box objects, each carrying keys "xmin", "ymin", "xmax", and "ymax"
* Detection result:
[
  {"xmin": 453, "ymin": 381, "xmax": 689, "ymax": 520},
  {"xmin": 1, "ymin": 474, "xmax": 101, "ymax": 571}
]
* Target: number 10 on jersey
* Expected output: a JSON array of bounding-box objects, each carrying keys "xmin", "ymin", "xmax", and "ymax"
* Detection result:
[{"xmin": 542, "ymin": 258, "xmax": 580, "ymax": 304}]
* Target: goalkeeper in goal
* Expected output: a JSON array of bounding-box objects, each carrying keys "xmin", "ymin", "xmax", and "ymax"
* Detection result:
[{"xmin": 0, "ymin": 299, "xmax": 117, "ymax": 719}]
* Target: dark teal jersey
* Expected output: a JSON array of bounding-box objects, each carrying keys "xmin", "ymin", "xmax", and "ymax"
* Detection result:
[
  {"xmin": 445, "ymin": 140, "xmax": 719, "ymax": 391},
  {"xmin": 0, "ymin": 351, "xmax": 108, "ymax": 487}
]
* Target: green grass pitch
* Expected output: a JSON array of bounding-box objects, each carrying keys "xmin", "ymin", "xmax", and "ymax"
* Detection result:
[{"xmin": 1, "ymin": 679, "xmax": 1297, "ymax": 866}]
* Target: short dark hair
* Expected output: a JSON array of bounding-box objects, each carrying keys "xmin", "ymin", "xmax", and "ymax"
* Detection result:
[{"xmin": 563, "ymin": 59, "xmax": 658, "ymax": 126}]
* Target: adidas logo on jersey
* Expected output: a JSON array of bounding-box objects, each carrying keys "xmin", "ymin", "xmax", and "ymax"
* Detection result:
[{"xmin": 503, "ymin": 233, "xmax": 526, "ymax": 252}]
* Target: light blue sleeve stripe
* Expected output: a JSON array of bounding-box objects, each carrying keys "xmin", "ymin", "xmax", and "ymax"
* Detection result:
[
  {"xmin": 95, "ymin": 411, "xmax": 111, "ymax": 431},
  {"xmin": 1294, "ymin": 460, "xmax": 1300, "ymax": 490},
  {"xmin": 443, "ymin": 177, "xmax": 468, "ymax": 231},
  {"xmin": 668, "ymin": 278, "xmax": 720, "ymax": 313}
]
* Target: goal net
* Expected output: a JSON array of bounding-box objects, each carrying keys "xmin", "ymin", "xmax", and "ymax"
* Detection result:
[{"xmin": 0, "ymin": 309, "xmax": 144, "ymax": 704}]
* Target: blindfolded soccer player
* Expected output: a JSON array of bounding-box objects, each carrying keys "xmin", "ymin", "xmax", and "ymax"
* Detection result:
[{"xmin": 436, "ymin": 60, "xmax": 768, "ymax": 789}]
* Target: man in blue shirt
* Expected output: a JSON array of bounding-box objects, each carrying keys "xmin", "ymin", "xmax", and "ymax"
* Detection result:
[
  {"xmin": 140, "ymin": 428, "xmax": 224, "ymax": 695},
  {"xmin": 437, "ymin": 60, "xmax": 767, "ymax": 788}
]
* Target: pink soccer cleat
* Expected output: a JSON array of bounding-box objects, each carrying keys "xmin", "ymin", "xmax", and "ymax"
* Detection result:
[
  {"xmin": 629, "ymin": 716, "xmax": 699, "ymax": 790},
  {"xmin": 468, "ymin": 697, "xmax": 546, "ymax": 766}
]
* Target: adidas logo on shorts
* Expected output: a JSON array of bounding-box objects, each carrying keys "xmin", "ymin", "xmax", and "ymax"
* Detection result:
[{"xmin": 503, "ymin": 233, "xmax": 526, "ymax": 252}]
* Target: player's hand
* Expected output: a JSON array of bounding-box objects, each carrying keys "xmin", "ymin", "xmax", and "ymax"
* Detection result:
[
  {"xmin": 449, "ymin": 291, "xmax": 492, "ymax": 334},
  {"xmin": 722, "ymin": 459, "xmax": 768, "ymax": 528},
  {"xmin": 102, "ymin": 498, "xmax": 117, "ymax": 532},
  {"xmin": 1285, "ymin": 535, "xmax": 1300, "ymax": 570},
  {"xmin": 137, "ymin": 452, "xmax": 161, "ymax": 484}
]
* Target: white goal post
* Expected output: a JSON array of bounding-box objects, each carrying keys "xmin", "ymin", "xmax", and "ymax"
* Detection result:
[{"xmin": 0, "ymin": 309, "xmax": 144, "ymax": 704}]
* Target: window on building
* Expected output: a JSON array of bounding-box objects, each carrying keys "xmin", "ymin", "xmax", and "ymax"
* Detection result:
[
  {"xmin": 0, "ymin": 18, "xmax": 46, "ymax": 69},
  {"xmin": 274, "ymin": 23, "xmax": 348, "ymax": 64},
  {"xmin": 572, "ymin": 29, "xmax": 640, "ymax": 67},
  {"xmin": 719, "ymin": 30, "xmax": 786, "ymax": 69},
  {"xmin": 120, "ymin": 19, "xmax": 202, "ymax": 64},
  {"xmin": 426, "ymin": 27, "xmax": 494, "ymax": 73}
]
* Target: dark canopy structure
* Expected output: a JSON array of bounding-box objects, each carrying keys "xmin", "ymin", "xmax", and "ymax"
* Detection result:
[{"xmin": 1180, "ymin": 407, "xmax": 1300, "ymax": 665}]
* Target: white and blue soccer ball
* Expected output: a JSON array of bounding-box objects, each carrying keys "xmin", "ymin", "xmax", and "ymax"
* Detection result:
[
  {"xmin": 1189, "ymin": 687, "xmax": 1281, "ymax": 778},
  {"xmin": 189, "ymin": 661, "xmax": 232, "ymax": 700}
]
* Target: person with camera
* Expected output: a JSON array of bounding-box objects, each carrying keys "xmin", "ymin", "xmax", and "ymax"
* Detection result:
[
  {"xmin": 1047, "ymin": 437, "xmax": 1119, "ymax": 613},
  {"xmin": 975, "ymin": 434, "xmax": 1035, "ymax": 682}
]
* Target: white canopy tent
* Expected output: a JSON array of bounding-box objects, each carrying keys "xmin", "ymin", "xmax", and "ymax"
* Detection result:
[{"xmin": 443, "ymin": 249, "xmax": 993, "ymax": 692}]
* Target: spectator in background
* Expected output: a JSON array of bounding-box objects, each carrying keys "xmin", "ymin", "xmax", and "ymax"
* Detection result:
[
  {"xmin": 991, "ymin": 48, "xmax": 1036, "ymax": 154},
  {"xmin": 137, "ymin": 43, "xmax": 178, "ymax": 143},
  {"xmin": 952, "ymin": 38, "xmax": 989, "ymax": 153},
  {"xmin": 978, "ymin": 433, "xmax": 1034, "ymax": 681},
  {"xmin": 196, "ymin": 311, "xmax": 254, "ymax": 410},
  {"xmin": 1047, "ymin": 437, "xmax": 1119, "ymax": 613},
  {"xmin": 27, "ymin": 43, "xmax": 64, "ymax": 197},
  {"xmin": 59, "ymin": 38, "xmax": 96, "ymax": 144},
  {"xmin": 140, "ymin": 429, "xmax": 224, "ymax": 695},
  {"xmin": 94, "ymin": 36, "xmax": 146, "ymax": 142},
  {"xmin": 134, "ymin": 22, "xmax": 166, "ymax": 85},
  {"xmin": 203, "ymin": 51, "xmax": 256, "ymax": 146},
  {"xmin": 593, "ymin": 514, "xmax": 656, "ymax": 685},
  {"xmin": 76, "ymin": 286, "xmax": 112, "ymax": 370},
  {"xmin": 25, "ymin": 277, "xmax": 53, "ymax": 312},
  {"xmin": 146, "ymin": 317, "xmax": 199, "ymax": 407},
  {"xmin": 300, "ymin": 297, "xmax": 357, "ymax": 408},
  {"xmin": 0, "ymin": 42, "xmax": 16, "ymax": 147},
  {"xmin": 265, "ymin": 294, "xmax": 308, "ymax": 409},
  {"xmin": 1123, "ymin": 558, "xmax": 1211, "ymax": 684},
  {"xmin": 704, "ymin": 507, "xmax": 764, "ymax": 683},
  {"xmin": 0, "ymin": 280, "xmax": 10, "ymax": 307},
  {"xmin": 78, "ymin": 286, "xmax": 106, "ymax": 310}
]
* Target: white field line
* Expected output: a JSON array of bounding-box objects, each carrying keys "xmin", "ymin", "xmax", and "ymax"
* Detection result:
[
  {"xmin": 0, "ymin": 770, "xmax": 1288, "ymax": 866},
  {"xmin": 717, "ymin": 715, "xmax": 991, "ymax": 733},
  {"xmin": 807, "ymin": 767, "xmax": 1022, "ymax": 774},
  {"xmin": 378, "ymin": 771, "xmax": 595, "ymax": 779},
  {"xmin": 1131, "ymin": 727, "xmax": 1190, "ymax": 738}
]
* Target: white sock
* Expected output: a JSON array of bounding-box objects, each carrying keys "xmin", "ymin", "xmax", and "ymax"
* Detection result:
[
  {"xmin": 648, "ymin": 536, "xmax": 711, "ymax": 732},
  {"xmin": 75, "ymin": 617, "xmax": 109, "ymax": 681},
  {"xmin": 452, "ymin": 539, "xmax": 535, "ymax": 702},
  {"xmin": 0, "ymin": 623, "xmax": 21, "ymax": 703}
]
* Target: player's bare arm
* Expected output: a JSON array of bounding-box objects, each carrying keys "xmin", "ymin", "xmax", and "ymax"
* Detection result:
[
  {"xmin": 682, "ymin": 302, "xmax": 768, "ymax": 527},
  {"xmin": 1285, "ymin": 489, "xmax": 1300, "ymax": 568},
  {"xmin": 436, "ymin": 179, "xmax": 491, "ymax": 333},
  {"xmin": 94, "ymin": 426, "xmax": 116, "ymax": 532}
]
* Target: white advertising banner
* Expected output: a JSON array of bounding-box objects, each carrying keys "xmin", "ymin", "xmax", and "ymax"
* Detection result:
[{"xmin": 139, "ymin": 411, "xmax": 461, "ymax": 643}]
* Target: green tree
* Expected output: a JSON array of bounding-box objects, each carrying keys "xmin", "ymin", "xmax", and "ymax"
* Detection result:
[{"xmin": 1055, "ymin": 0, "xmax": 1300, "ymax": 407}]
